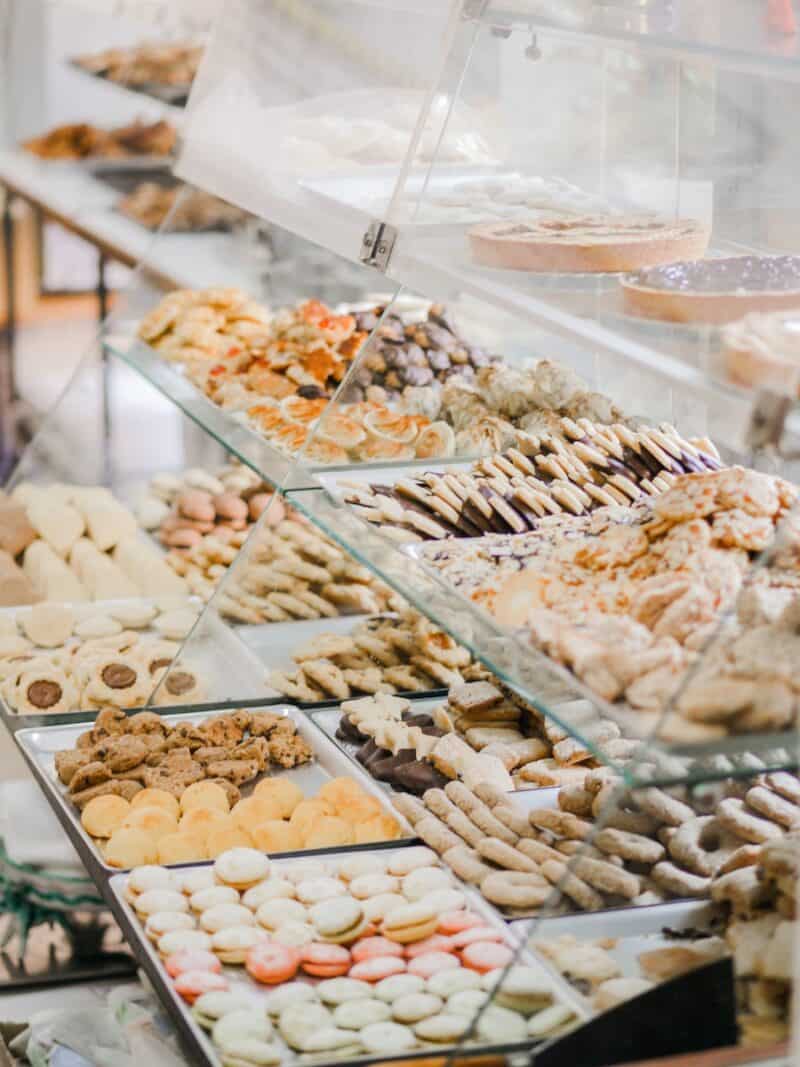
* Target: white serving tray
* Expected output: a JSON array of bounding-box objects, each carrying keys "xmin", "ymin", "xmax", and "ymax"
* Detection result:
[{"xmin": 15, "ymin": 705, "xmax": 415, "ymax": 874}]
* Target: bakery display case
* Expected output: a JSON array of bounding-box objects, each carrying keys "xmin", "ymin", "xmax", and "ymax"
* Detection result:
[{"xmin": 5, "ymin": 0, "xmax": 800, "ymax": 1064}]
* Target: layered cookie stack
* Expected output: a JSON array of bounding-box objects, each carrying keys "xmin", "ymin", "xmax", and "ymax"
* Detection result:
[
  {"xmin": 0, "ymin": 600, "xmax": 203, "ymax": 716},
  {"xmin": 340, "ymin": 416, "xmax": 721, "ymax": 542},
  {"xmin": 268, "ymin": 613, "xmax": 481, "ymax": 703}
]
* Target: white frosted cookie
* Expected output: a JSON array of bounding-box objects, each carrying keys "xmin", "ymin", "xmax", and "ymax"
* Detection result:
[
  {"xmin": 110, "ymin": 602, "xmax": 158, "ymax": 628},
  {"xmin": 21, "ymin": 603, "xmax": 74, "ymax": 647},
  {"xmin": 387, "ymin": 847, "xmax": 438, "ymax": 876},
  {"xmin": 338, "ymin": 853, "xmax": 388, "ymax": 882},
  {"xmin": 360, "ymin": 1021, "xmax": 414, "ymax": 1053},
  {"xmin": 334, "ymin": 999, "xmax": 391, "ymax": 1030},
  {"xmin": 392, "ymin": 992, "xmax": 443, "ymax": 1023},
  {"xmin": 75, "ymin": 614, "xmax": 123, "ymax": 640},
  {"xmin": 375, "ymin": 974, "xmax": 426, "ymax": 1002},
  {"xmin": 255, "ymin": 899, "xmax": 307, "ymax": 929},
  {"xmin": 318, "ymin": 978, "xmax": 372, "ymax": 1005},
  {"xmin": 402, "ymin": 867, "xmax": 451, "ymax": 900},
  {"xmin": 264, "ymin": 982, "xmax": 318, "ymax": 1017},
  {"xmin": 427, "ymin": 968, "xmax": 483, "ymax": 997},
  {"xmin": 155, "ymin": 608, "xmax": 199, "ymax": 641}
]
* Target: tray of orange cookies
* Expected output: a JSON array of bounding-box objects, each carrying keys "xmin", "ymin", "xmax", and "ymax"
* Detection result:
[
  {"xmin": 14, "ymin": 705, "xmax": 411, "ymax": 882},
  {"xmin": 106, "ymin": 843, "xmax": 585, "ymax": 1067}
]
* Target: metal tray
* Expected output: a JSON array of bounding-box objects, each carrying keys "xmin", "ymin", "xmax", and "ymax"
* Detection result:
[
  {"xmin": 68, "ymin": 59, "xmax": 191, "ymax": 106},
  {"xmin": 0, "ymin": 601, "xmax": 276, "ymax": 731},
  {"xmin": 240, "ymin": 615, "xmax": 447, "ymax": 708},
  {"xmin": 14, "ymin": 705, "xmax": 415, "ymax": 878},
  {"xmin": 312, "ymin": 702, "xmax": 564, "ymax": 803},
  {"xmin": 511, "ymin": 900, "xmax": 726, "ymax": 1015},
  {"xmin": 310, "ymin": 696, "xmax": 445, "ymax": 791},
  {"xmin": 107, "ymin": 843, "xmax": 587, "ymax": 1067}
]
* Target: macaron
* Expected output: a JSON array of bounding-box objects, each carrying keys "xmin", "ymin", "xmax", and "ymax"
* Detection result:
[
  {"xmin": 255, "ymin": 898, "xmax": 307, "ymax": 930},
  {"xmin": 190, "ymin": 886, "xmax": 240, "ymax": 913},
  {"xmin": 200, "ymin": 903, "xmax": 255, "ymax": 933},
  {"xmin": 192, "ymin": 990, "xmax": 259, "ymax": 1030},
  {"xmin": 242, "ymin": 880, "xmax": 295, "ymax": 910},
  {"xmin": 404, "ymin": 934, "xmax": 454, "ymax": 959},
  {"xmin": 401, "ymin": 867, "xmax": 451, "ymax": 901},
  {"xmin": 352, "ymin": 936, "xmax": 405, "ymax": 963},
  {"xmin": 438, "ymin": 910, "xmax": 483, "ymax": 935},
  {"xmin": 134, "ymin": 889, "xmax": 188, "ymax": 917},
  {"xmin": 211, "ymin": 926, "xmax": 269, "ymax": 965},
  {"xmin": 263, "ymin": 982, "xmax": 319, "ymax": 1018},
  {"xmin": 214, "ymin": 848, "xmax": 270, "ymax": 890},
  {"xmin": 382, "ymin": 901, "xmax": 438, "ymax": 944},
  {"xmin": 407, "ymin": 951, "xmax": 460, "ymax": 979},
  {"xmin": 245, "ymin": 942, "xmax": 300, "ymax": 985},
  {"xmin": 333, "ymin": 999, "xmax": 391, "ymax": 1030},
  {"xmin": 300, "ymin": 943, "xmax": 351, "ymax": 979},
  {"xmin": 392, "ymin": 992, "xmax": 443, "ymax": 1024},
  {"xmin": 387, "ymin": 847, "xmax": 438, "ymax": 877},
  {"xmin": 125, "ymin": 865, "xmax": 174, "ymax": 901},
  {"xmin": 165, "ymin": 949, "xmax": 221, "ymax": 978},
  {"xmin": 350, "ymin": 956, "xmax": 407, "ymax": 983},
  {"xmin": 145, "ymin": 911, "xmax": 195, "ymax": 942},
  {"xmin": 449, "ymin": 926, "xmax": 504, "ymax": 949},
  {"xmin": 212, "ymin": 1010, "xmax": 272, "ymax": 1047},
  {"xmin": 174, "ymin": 970, "xmax": 228, "ymax": 1004},
  {"xmin": 461, "ymin": 941, "xmax": 514, "ymax": 974},
  {"xmin": 317, "ymin": 977, "xmax": 373, "ymax": 1005},
  {"xmin": 374, "ymin": 974, "xmax": 426, "ymax": 1002},
  {"xmin": 158, "ymin": 929, "xmax": 213, "ymax": 958},
  {"xmin": 310, "ymin": 897, "xmax": 367, "ymax": 945},
  {"xmin": 217, "ymin": 1037, "xmax": 281, "ymax": 1067}
]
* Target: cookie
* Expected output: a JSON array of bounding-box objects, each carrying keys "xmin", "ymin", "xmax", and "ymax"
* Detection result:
[{"xmin": 21, "ymin": 603, "xmax": 74, "ymax": 647}]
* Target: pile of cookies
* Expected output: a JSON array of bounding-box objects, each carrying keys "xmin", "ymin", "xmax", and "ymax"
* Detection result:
[
  {"xmin": 340, "ymin": 303, "xmax": 500, "ymax": 405},
  {"xmin": 339, "ymin": 415, "xmax": 721, "ymax": 541},
  {"xmin": 420, "ymin": 466, "xmax": 799, "ymax": 739},
  {"xmin": 24, "ymin": 118, "xmax": 176, "ymax": 160},
  {"xmin": 74, "ymin": 41, "xmax": 203, "ymax": 89},
  {"xmin": 119, "ymin": 183, "xmax": 247, "ymax": 233},
  {"xmin": 123, "ymin": 845, "xmax": 575, "ymax": 1061},
  {"xmin": 533, "ymin": 930, "xmax": 726, "ymax": 1016},
  {"xmin": 721, "ymin": 830, "xmax": 797, "ymax": 1045},
  {"xmin": 0, "ymin": 480, "xmax": 186, "ymax": 606},
  {"xmin": 336, "ymin": 681, "xmax": 636, "ymax": 795},
  {"xmin": 247, "ymin": 398, "xmax": 441, "ymax": 465},
  {"xmin": 79, "ymin": 762, "xmax": 402, "ymax": 868},
  {"xmin": 437, "ymin": 360, "xmax": 628, "ymax": 456},
  {"xmin": 0, "ymin": 600, "xmax": 203, "ymax": 715},
  {"xmin": 267, "ymin": 612, "xmax": 482, "ymax": 703},
  {"xmin": 392, "ymin": 763, "xmax": 800, "ymax": 917},
  {"xmin": 56, "ymin": 705, "xmax": 311, "ymax": 824}
]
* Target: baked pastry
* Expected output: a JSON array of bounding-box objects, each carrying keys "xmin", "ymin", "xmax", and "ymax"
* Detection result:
[
  {"xmin": 622, "ymin": 255, "xmax": 800, "ymax": 324},
  {"xmin": 468, "ymin": 214, "xmax": 709, "ymax": 273},
  {"xmin": 722, "ymin": 309, "xmax": 800, "ymax": 395}
]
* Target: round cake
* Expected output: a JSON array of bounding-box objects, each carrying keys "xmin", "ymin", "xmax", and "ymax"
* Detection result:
[
  {"xmin": 467, "ymin": 214, "xmax": 709, "ymax": 273},
  {"xmin": 722, "ymin": 309, "xmax": 800, "ymax": 395},
  {"xmin": 622, "ymin": 255, "xmax": 800, "ymax": 324}
]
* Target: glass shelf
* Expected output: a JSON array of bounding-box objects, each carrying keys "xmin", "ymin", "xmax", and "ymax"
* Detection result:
[
  {"xmin": 286, "ymin": 479, "xmax": 800, "ymax": 788},
  {"xmin": 476, "ymin": 1, "xmax": 800, "ymax": 78}
]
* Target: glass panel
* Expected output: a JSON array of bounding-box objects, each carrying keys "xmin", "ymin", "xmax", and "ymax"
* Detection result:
[
  {"xmin": 0, "ymin": 340, "xmax": 281, "ymax": 723},
  {"xmin": 176, "ymin": 0, "xmax": 474, "ymax": 262},
  {"xmin": 466, "ymin": 759, "xmax": 799, "ymax": 1063}
]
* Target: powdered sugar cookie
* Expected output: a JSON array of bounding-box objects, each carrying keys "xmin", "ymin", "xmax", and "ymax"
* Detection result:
[{"xmin": 21, "ymin": 603, "xmax": 74, "ymax": 647}]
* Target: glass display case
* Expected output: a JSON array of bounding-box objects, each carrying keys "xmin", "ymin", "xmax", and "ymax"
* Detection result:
[{"xmin": 5, "ymin": 1, "xmax": 800, "ymax": 1065}]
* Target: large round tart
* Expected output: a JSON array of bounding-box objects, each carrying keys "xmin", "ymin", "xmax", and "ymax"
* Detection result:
[
  {"xmin": 468, "ymin": 214, "xmax": 709, "ymax": 273},
  {"xmin": 622, "ymin": 254, "xmax": 800, "ymax": 324}
]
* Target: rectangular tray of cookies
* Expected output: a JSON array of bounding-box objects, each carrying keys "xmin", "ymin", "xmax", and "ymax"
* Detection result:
[
  {"xmin": 105, "ymin": 842, "xmax": 587, "ymax": 1067},
  {"xmin": 509, "ymin": 899, "xmax": 726, "ymax": 1013},
  {"xmin": 237, "ymin": 614, "xmax": 448, "ymax": 708},
  {"xmin": 14, "ymin": 705, "xmax": 415, "ymax": 882},
  {"xmin": 0, "ymin": 599, "xmax": 277, "ymax": 731}
]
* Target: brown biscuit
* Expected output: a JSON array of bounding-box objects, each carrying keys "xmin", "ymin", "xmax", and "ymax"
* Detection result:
[
  {"xmin": 68, "ymin": 761, "xmax": 111, "ymax": 795},
  {"xmin": 205, "ymin": 758, "xmax": 260, "ymax": 786},
  {"xmin": 517, "ymin": 838, "xmax": 564, "ymax": 866},
  {"xmin": 541, "ymin": 859, "xmax": 604, "ymax": 911},
  {"xmin": 558, "ymin": 785, "xmax": 595, "ymax": 818},
  {"xmin": 570, "ymin": 855, "xmax": 641, "ymax": 899},
  {"xmin": 493, "ymin": 804, "xmax": 538, "ymax": 839},
  {"xmin": 595, "ymin": 827, "xmax": 665, "ymax": 865},
  {"xmin": 415, "ymin": 815, "xmax": 462, "ymax": 854},
  {"xmin": 70, "ymin": 778, "xmax": 142, "ymax": 810},
  {"xmin": 477, "ymin": 837, "xmax": 538, "ymax": 873},
  {"xmin": 442, "ymin": 845, "xmax": 493, "ymax": 885},
  {"xmin": 204, "ymin": 778, "xmax": 241, "ymax": 809},
  {"xmin": 444, "ymin": 780, "xmax": 518, "ymax": 845},
  {"xmin": 529, "ymin": 809, "xmax": 592, "ymax": 841},
  {"xmin": 392, "ymin": 793, "xmax": 427, "ymax": 827},
  {"xmin": 55, "ymin": 749, "xmax": 91, "ymax": 786}
]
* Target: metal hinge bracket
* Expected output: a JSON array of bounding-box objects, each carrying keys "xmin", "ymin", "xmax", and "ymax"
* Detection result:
[
  {"xmin": 359, "ymin": 220, "xmax": 397, "ymax": 272},
  {"xmin": 462, "ymin": 0, "xmax": 489, "ymax": 18}
]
